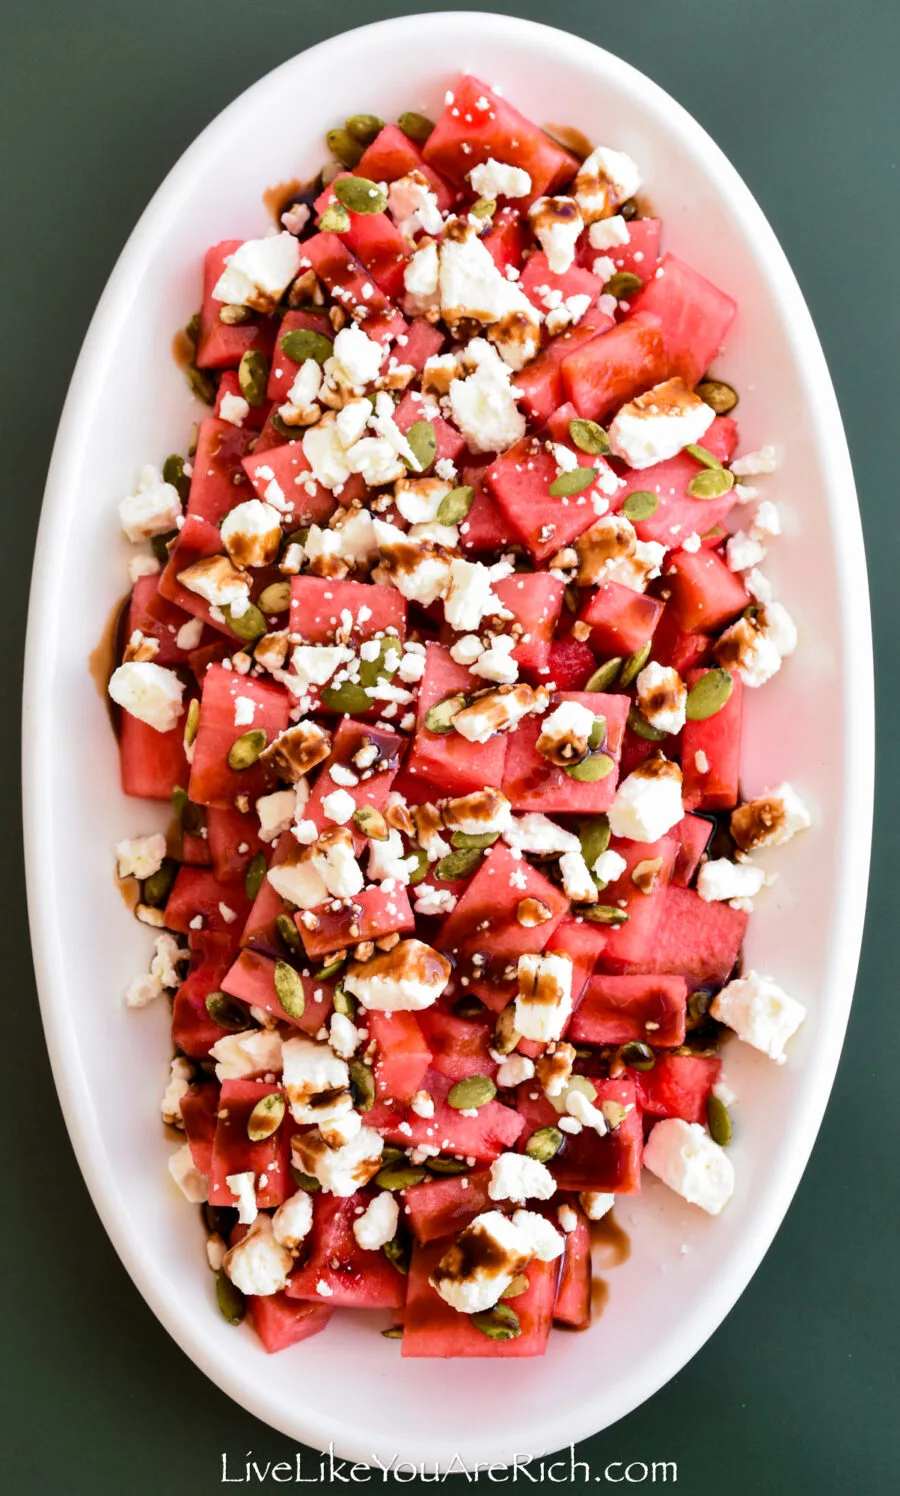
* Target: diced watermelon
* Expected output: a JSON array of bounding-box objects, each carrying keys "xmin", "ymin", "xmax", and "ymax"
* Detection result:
[
  {"xmin": 367, "ymin": 1068, "xmax": 524, "ymax": 1162},
  {"xmin": 519, "ymin": 251, "xmax": 605, "ymax": 319},
  {"xmin": 296, "ymin": 884, "xmax": 416, "ymax": 959},
  {"xmin": 314, "ymin": 178, "xmax": 409, "ymax": 300},
  {"xmin": 612, "ymin": 416, "xmax": 739, "ymax": 547},
  {"xmin": 208, "ymin": 1078, "xmax": 290, "ymax": 1208},
  {"xmin": 214, "ymin": 370, "xmax": 268, "ymax": 429},
  {"xmin": 357, "ymin": 124, "xmax": 455, "ymax": 212},
  {"xmin": 561, "ymin": 317, "xmax": 667, "ymax": 421},
  {"xmin": 239, "ymin": 833, "xmax": 297, "ymax": 959},
  {"xmin": 127, "ymin": 574, "xmax": 205, "ymax": 666},
  {"xmin": 393, "ymin": 391, "xmax": 466, "ymax": 466},
  {"xmin": 242, "ymin": 439, "xmax": 348, "ymax": 527},
  {"xmin": 402, "ymin": 1241, "xmax": 557, "ymax": 1358},
  {"xmin": 180, "ymin": 1082, "xmax": 219, "ymax": 1172},
  {"xmin": 626, "ymin": 254, "xmax": 737, "ymax": 389},
  {"xmin": 481, "ymin": 206, "xmax": 529, "ymax": 274},
  {"xmin": 196, "ymin": 241, "xmax": 275, "ymax": 370},
  {"xmin": 665, "ymin": 550, "xmax": 748, "ymax": 634},
  {"xmin": 408, "ymin": 644, "xmax": 507, "ymax": 796},
  {"xmin": 491, "ymin": 573, "xmax": 565, "ymax": 674},
  {"xmin": 206, "ymin": 805, "xmax": 265, "ymax": 884},
  {"xmin": 286, "ymin": 1192, "xmax": 406, "ymax": 1309},
  {"xmin": 181, "ymin": 826, "xmax": 212, "ymax": 868},
  {"xmin": 681, "ymin": 667, "xmax": 742, "ymax": 811},
  {"xmin": 570, "ymin": 973, "xmax": 687, "ymax": 1047},
  {"xmin": 516, "ymin": 1077, "xmax": 643, "ymax": 1192},
  {"xmin": 299, "ymin": 234, "xmax": 407, "ymax": 344},
  {"xmin": 457, "ymin": 470, "xmax": 516, "ymax": 555},
  {"xmin": 547, "ymin": 916, "xmax": 613, "ymax": 1007},
  {"xmin": 368, "ymin": 1010, "xmax": 432, "ymax": 1102},
  {"xmin": 249, "ymin": 1293, "xmax": 333, "ymax": 1354},
  {"xmin": 165, "ymin": 865, "xmax": 252, "ymax": 935},
  {"xmin": 602, "ymin": 884, "xmax": 747, "ymax": 988},
  {"xmin": 118, "ymin": 709, "xmax": 188, "ymax": 801},
  {"xmin": 171, "ymin": 934, "xmax": 236, "ymax": 1058},
  {"xmin": 302, "ymin": 720, "xmax": 403, "ymax": 838},
  {"xmin": 188, "ymin": 664, "xmax": 291, "ymax": 809},
  {"xmin": 544, "ymin": 633, "xmax": 598, "ymax": 691},
  {"xmin": 514, "ymin": 311, "xmax": 615, "ymax": 427},
  {"xmin": 400, "ymin": 318, "xmax": 446, "ymax": 372},
  {"xmin": 632, "ymin": 1053, "xmax": 721, "ymax": 1124},
  {"xmin": 672, "ymin": 812, "xmax": 713, "ymax": 887},
  {"xmin": 423, "ymin": 76, "xmax": 578, "ymax": 205},
  {"xmin": 415, "ymin": 1010, "xmax": 497, "ymax": 1081},
  {"xmin": 579, "ymin": 217, "xmax": 661, "ymax": 285},
  {"xmin": 289, "ymin": 574, "xmax": 406, "ymax": 644},
  {"xmin": 403, "ymin": 1170, "xmax": 493, "ymax": 1244},
  {"xmin": 186, "ymin": 417, "xmax": 256, "ymax": 526},
  {"xmin": 158, "ymin": 513, "xmax": 244, "ymax": 639},
  {"xmin": 648, "ymin": 608, "xmax": 711, "ymax": 675},
  {"xmin": 576, "ymin": 579, "xmax": 664, "ymax": 657},
  {"xmin": 553, "ymin": 1202, "xmax": 591, "ymax": 1328},
  {"xmin": 595, "ymin": 833, "xmax": 678, "ymax": 907},
  {"xmin": 221, "ymin": 949, "xmax": 334, "ymax": 1035},
  {"xmin": 266, "ymin": 308, "xmax": 336, "ymax": 401},
  {"xmin": 485, "ymin": 436, "xmax": 614, "ymax": 563},
  {"xmin": 502, "ymin": 691, "xmax": 629, "ymax": 814}
]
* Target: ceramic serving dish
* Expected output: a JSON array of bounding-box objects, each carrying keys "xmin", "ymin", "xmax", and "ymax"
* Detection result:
[{"xmin": 23, "ymin": 10, "xmax": 873, "ymax": 1469}]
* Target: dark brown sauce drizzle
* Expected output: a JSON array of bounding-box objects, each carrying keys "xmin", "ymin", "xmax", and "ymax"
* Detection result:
[
  {"xmin": 262, "ymin": 177, "xmax": 309, "ymax": 224},
  {"xmin": 88, "ymin": 593, "xmax": 129, "ymax": 729},
  {"xmin": 591, "ymin": 1210, "xmax": 632, "ymax": 1269},
  {"xmin": 543, "ymin": 122, "xmax": 593, "ymax": 162},
  {"xmin": 172, "ymin": 327, "xmax": 194, "ymax": 370}
]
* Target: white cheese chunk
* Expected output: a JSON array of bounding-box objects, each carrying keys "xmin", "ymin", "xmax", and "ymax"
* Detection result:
[
  {"xmin": 119, "ymin": 464, "xmax": 182, "ymax": 542},
  {"xmin": 210, "ymin": 1028, "xmax": 284, "ymax": 1083},
  {"xmin": 448, "ymin": 336, "xmax": 526, "ymax": 452},
  {"xmin": 608, "ymin": 758, "xmax": 683, "ymax": 842},
  {"xmin": 353, "ymin": 1191, "xmax": 400, "ymax": 1251},
  {"xmin": 115, "ymin": 832, "xmax": 167, "ymax": 880},
  {"xmin": 212, "ymin": 232, "xmax": 302, "ymax": 311},
  {"xmin": 488, "ymin": 1152, "xmax": 557, "ymax": 1204},
  {"xmin": 343, "ymin": 939, "xmax": 451, "ymax": 1012},
  {"xmin": 635, "ymin": 661, "xmax": 687, "ymax": 735},
  {"xmin": 272, "ymin": 1191, "xmax": 314, "ymax": 1250},
  {"xmin": 108, "ymin": 661, "xmax": 184, "ymax": 733},
  {"xmin": 224, "ymin": 1214, "xmax": 293, "ymax": 1294},
  {"xmin": 711, "ymin": 971, "xmax": 806, "ymax": 1063},
  {"xmin": 502, "ymin": 814, "xmax": 580, "ymax": 857},
  {"xmin": 514, "ymin": 952, "xmax": 573, "ymax": 1043},
  {"xmin": 644, "ymin": 1118, "xmax": 734, "ymax": 1215},
  {"xmin": 282, "ymin": 1035, "xmax": 352, "ymax": 1125},
  {"xmin": 168, "ymin": 1143, "xmax": 209, "ymax": 1203},
  {"xmin": 608, "ymin": 379, "xmax": 715, "ymax": 470},
  {"xmin": 697, "ymin": 858, "xmax": 766, "ymax": 903},
  {"xmin": 469, "ymin": 158, "xmax": 532, "ymax": 199}
]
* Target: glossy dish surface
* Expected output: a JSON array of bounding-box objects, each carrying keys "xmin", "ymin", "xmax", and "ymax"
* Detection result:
[{"xmin": 23, "ymin": 11, "xmax": 872, "ymax": 1468}]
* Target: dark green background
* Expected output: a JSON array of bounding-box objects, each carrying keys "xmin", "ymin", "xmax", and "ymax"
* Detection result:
[{"xmin": 4, "ymin": 1, "xmax": 896, "ymax": 1491}]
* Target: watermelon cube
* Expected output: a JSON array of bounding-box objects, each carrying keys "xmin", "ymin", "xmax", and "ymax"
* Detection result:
[
  {"xmin": 315, "ymin": 176, "xmax": 409, "ymax": 300},
  {"xmin": 613, "ymin": 416, "xmax": 739, "ymax": 548},
  {"xmin": 514, "ymin": 311, "xmax": 615, "ymax": 427},
  {"xmin": 221, "ymin": 949, "xmax": 334, "ymax": 1035},
  {"xmin": 502, "ymin": 691, "xmax": 629, "ymax": 813},
  {"xmin": 196, "ymin": 241, "xmax": 275, "ymax": 370},
  {"xmin": 626, "ymin": 253, "xmax": 737, "ymax": 389},
  {"xmin": 118, "ymin": 709, "xmax": 188, "ymax": 801},
  {"xmin": 249, "ymin": 1294, "xmax": 333, "ymax": 1354},
  {"xmin": 681, "ymin": 667, "xmax": 743, "ymax": 810},
  {"xmin": 367, "ymin": 1010, "xmax": 432, "ymax": 1102},
  {"xmin": 415, "ymin": 1009, "xmax": 497, "ymax": 1082},
  {"xmin": 632, "ymin": 1053, "xmax": 722, "ymax": 1124},
  {"xmin": 665, "ymin": 549, "xmax": 749, "ymax": 634},
  {"xmin": 289, "ymin": 574, "xmax": 406, "ymax": 644},
  {"xmin": 367, "ymin": 1069, "xmax": 524, "ymax": 1162},
  {"xmin": 357, "ymin": 123, "xmax": 455, "ymax": 211},
  {"xmin": 188, "ymin": 664, "xmax": 291, "ymax": 809},
  {"xmin": 576, "ymin": 579, "xmax": 664, "ymax": 657},
  {"xmin": 402, "ymin": 1241, "xmax": 557, "ymax": 1358},
  {"xmin": 485, "ymin": 436, "xmax": 613, "ymax": 562},
  {"xmin": 171, "ymin": 935, "xmax": 236, "ymax": 1058},
  {"xmin": 299, "ymin": 233, "xmax": 407, "ymax": 344},
  {"xmin": 553, "ymin": 1202, "xmax": 591, "ymax": 1328},
  {"xmin": 295, "ymin": 883, "xmax": 416, "ymax": 960},
  {"xmin": 208, "ymin": 1078, "xmax": 290, "ymax": 1208},
  {"xmin": 407, "ymin": 644, "xmax": 507, "ymax": 796},
  {"xmin": 403, "ymin": 1170, "xmax": 493, "ymax": 1245},
  {"xmin": 423, "ymin": 76, "xmax": 578, "ymax": 204},
  {"xmin": 602, "ymin": 884, "xmax": 747, "ymax": 989},
  {"xmin": 180, "ymin": 1082, "xmax": 219, "ymax": 1173},
  {"xmin": 570, "ymin": 973, "xmax": 688, "ymax": 1047},
  {"xmin": 286, "ymin": 1193, "xmax": 406, "ymax": 1309},
  {"xmin": 516, "ymin": 1077, "xmax": 643, "ymax": 1192},
  {"xmin": 186, "ymin": 417, "xmax": 256, "ymax": 526},
  {"xmin": 561, "ymin": 316, "xmax": 667, "ymax": 421}
]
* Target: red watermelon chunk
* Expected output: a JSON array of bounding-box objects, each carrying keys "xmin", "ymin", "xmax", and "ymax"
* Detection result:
[
  {"xmin": 357, "ymin": 123, "xmax": 455, "ymax": 211},
  {"xmin": 266, "ymin": 308, "xmax": 336, "ymax": 401},
  {"xmin": 648, "ymin": 608, "xmax": 712, "ymax": 675},
  {"xmin": 553, "ymin": 1202, "xmax": 591, "ymax": 1328},
  {"xmin": 626, "ymin": 253, "xmax": 737, "ymax": 389},
  {"xmin": 481, "ymin": 206, "xmax": 529, "ymax": 274},
  {"xmin": 665, "ymin": 549, "xmax": 748, "ymax": 634},
  {"xmin": 423, "ymin": 76, "xmax": 578, "ymax": 204},
  {"xmin": 457, "ymin": 469, "xmax": 516, "ymax": 554},
  {"xmin": 286, "ymin": 1192, "xmax": 406, "ymax": 1309},
  {"xmin": 393, "ymin": 391, "xmax": 466, "ymax": 466},
  {"xmin": 299, "ymin": 233, "xmax": 407, "ymax": 344},
  {"xmin": 403, "ymin": 1170, "xmax": 493, "ymax": 1245},
  {"xmin": 681, "ymin": 667, "xmax": 742, "ymax": 811},
  {"xmin": 221, "ymin": 948, "xmax": 334, "ymax": 1035},
  {"xmin": 408, "ymin": 644, "xmax": 507, "ymax": 796},
  {"xmin": 127, "ymin": 574, "xmax": 211, "ymax": 667},
  {"xmin": 171, "ymin": 934, "xmax": 237, "ymax": 1058},
  {"xmin": 576, "ymin": 579, "xmax": 664, "ymax": 657},
  {"xmin": 546, "ymin": 916, "xmax": 613, "ymax": 1006},
  {"xmin": 158, "ymin": 513, "xmax": 243, "ymax": 639},
  {"xmin": 516, "ymin": 1076, "xmax": 643, "ymax": 1192},
  {"xmin": 491, "ymin": 572, "xmax": 565, "ymax": 674},
  {"xmin": 613, "ymin": 416, "xmax": 739, "ymax": 547},
  {"xmin": 579, "ymin": 217, "xmax": 661, "ymax": 285},
  {"xmin": 632, "ymin": 1053, "xmax": 722, "ymax": 1124},
  {"xmin": 296, "ymin": 883, "xmax": 415, "ymax": 960},
  {"xmin": 196, "ymin": 241, "xmax": 275, "ymax": 370},
  {"xmin": 206, "ymin": 805, "xmax": 265, "ymax": 885},
  {"xmin": 214, "ymin": 370, "xmax": 268, "ymax": 429},
  {"xmin": 118, "ymin": 709, "xmax": 188, "ymax": 801},
  {"xmin": 415, "ymin": 1010, "xmax": 497, "ymax": 1082},
  {"xmin": 302, "ymin": 720, "xmax": 403, "ymax": 839},
  {"xmin": 502, "ymin": 691, "xmax": 629, "ymax": 813},
  {"xmin": 672, "ymin": 813, "xmax": 713, "ymax": 887},
  {"xmin": 400, "ymin": 317, "xmax": 446, "ymax": 372},
  {"xmin": 186, "ymin": 417, "xmax": 256, "ymax": 526},
  {"xmin": 603, "ymin": 884, "xmax": 747, "ymax": 988},
  {"xmin": 180, "ymin": 1082, "xmax": 219, "ymax": 1173},
  {"xmin": 165, "ymin": 865, "xmax": 252, "ymax": 935},
  {"xmin": 208, "ymin": 1078, "xmax": 291, "ymax": 1208},
  {"xmin": 570, "ymin": 973, "xmax": 687, "ymax": 1047},
  {"xmin": 561, "ymin": 316, "xmax": 668, "ymax": 422},
  {"xmin": 249, "ymin": 1294, "xmax": 333, "ymax": 1354},
  {"xmin": 543, "ymin": 633, "xmax": 598, "ymax": 691},
  {"xmin": 514, "ymin": 311, "xmax": 615, "ymax": 427},
  {"xmin": 367, "ymin": 1068, "xmax": 524, "ymax": 1162},
  {"xmin": 188, "ymin": 664, "xmax": 290, "ymax": 809},
  {"xmin": 402, "ymin": 1241, "xmax": 557, "ymax": 1358},
  {"xmin": 485, "ymin": 435, "xmax": 614, "ymax": 562},
  {"xmin": 315, "ymin": 176, "xmax": 409, "ymax": 300},
  {"xmin": 289, "ymin": 574, "xmax": 406, "ymax": 644},
  {"xmin": 518, "ymin": 251, "xmax": 605, "ymax": 319},
  {"xmin": 242, "ymin": 440, "xmax": 351, "ymax": 527},
  {"xmin": 367, "ymin": 1010, "xmax": 432, "ymax": 1102}
]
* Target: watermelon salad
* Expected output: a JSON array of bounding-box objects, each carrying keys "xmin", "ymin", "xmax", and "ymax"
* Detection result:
[{"xmin": 107, "ymin": 77, "xmax": 811, "ymax": 1358}]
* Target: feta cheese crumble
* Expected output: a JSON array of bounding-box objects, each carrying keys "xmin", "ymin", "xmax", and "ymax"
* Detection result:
[
  {"xmin": 711, "ymin": 972, "xmax": 806, "ymax": 1063},
  {"xmin": 644, "ymin": 1119, "xmax": 734, "ymax": 1215}
]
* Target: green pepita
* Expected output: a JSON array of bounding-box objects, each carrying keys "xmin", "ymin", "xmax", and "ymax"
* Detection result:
[
  {"xmin": 184, "ymin": 696, "xmax": 200, "ymax": 748},
  {"xmin": 171, "ymin": 785, "xmax": 204, "ymax": 833},
  {"xmin": 548, "ymin": 1074, "xmax": 597, "ymax": 1116},
  {"xmin": 525, "ymin": 1125, "xmax": 564, "ymax": 1163},
  {"xmin": 280, "ymin": 328, "xmax": 334, "ymax": 364},
  {"xmin": 333, "ymin": 175, "xmax": 388, "ymax": 216},
  {"xmin": 204, "ymin": 991, "xmax": 250, "ymax": 1031},
  {"xmin": 238, "ymin": 349, "xmax": 269, "ymax": 407},
  {"xmin": 548, "ymin": 467, "xmax": 596, "ymax": 498},
  {"xmin": 185, "ymin": 312, "xmax": 201, "ymax": 346},
  {"xmin": 320, "ymin": 681, "xmax": 373, "ymax": 714},
  {"xmin": 289, "ymin": 1166, "xmax": 321, "ymax": 1192},
  {"xmin": 582, "ymin": 905, "xmax": 629, "ymax": 925},
  {"xmin": 257, "ymin": 580, "xmax": 292, "ymax": 616},
  {"xmin": 585, "ymin": 658, "xmax": 622, "ymax": 691},
  {"xmin": 381, "ymin": 1324, "xmax": 404, "ymax": 1339},
  {"xmin": 274, "ymin": 960, "xmax": 306, "ymax": 1020},
  {"xmin": 568, "ymin": 417, "xmax": 610, "ymax": 456},
  {"xmin": 437, "ymin": 485, "xmax": 475, "ymax": 526},
  {"xmin": 603, "ymin": 270, "xmax": 644, "ymax": 299},
  {"xmin": 358, "ymin": 634, "xmax": 401, "ymax": 689},
  {"xmin": 326, "ymin": 127, "xmax": 365, "ymax": 168},
  {"xmin": 470, "ymin": 197, "xmax": 496, "ymax": 219},
  {"xmin": 151, "ymin": 530, "xmax": 177, "ymax": 565},
  {"xmin": 588, "ymin": 716, "xmax": 607, "ymax": 751},
  {"xmin": 406, "ymin": 848, "xmax": 430, "ymax": 886},
  {"xmin": 627, "ymin": 706, "xmax": 667, "ymax": 742},
  {"xmin": 397, "ymin": 111, "xmax": 435, "ymax": 142},
  {"xmin": 622, "ymin": 490, "xmax": 659, "ymax": 523},
  {"xmin": 619, "ymin": 640, "xmax": 652, "ymax": 688},
  {"xmin": 379, "ymin": 1145, "xmax": 407, "ymax": 1168},
  {"xmin": 493, "ymin": 1003, "xmax": 520, "ymax": 1056},
  {"xmin": 706, "ymin": 1094, "xmax": 732, "ymax": 1146},
  {"xmin": 685, "ymin": 443, "xmax": 723, "ymax": 471},
  {"xmin": 187, "ymin": 364, "xmax": 217, "ymax": 405},
  {"xmin": 318, "ymin": 202, "xmax": 351, "ymax": 233},
  {"xmin": 223, "ymin": 603, "xmax": 267, "ymax": 643},
  {"xmin": 687, "ymin": 466, "xmax": 734, "ymax": 500},
  {"xmin": 500, "ymin": 1274, "xmax": 530, "ymax": 1301},
  {"xmin": 685, "ymin": 668, "xmax": 733, "ymax": 721},
  {"xmin": 162, "ymin": 453, "xmax": 191, "ymax": 502},
  {"xmin": 435, "ymin": 847, "xmax": 484, "ymax": 882},
  {"xmin": 330, "ymin": 976, "xmax": 355, "ymax": 1010},
  {"xmin": 563, "ymin": 752, "xmax": 615, "ymax": 782},
  {"xmin": 247, "ymin": 1093, "xmax": 286, "ymax": 1141},
  {"xmin": 425, "ymin": 693, "xmax": 466, "ymax": 734},
  {"xmin": 375, "ymin": 1164, "xmax": 428, "ymax": 1191},
  {"xmin": 578, "ymin": 814, "xmax": 611, "ymax": 872},
  {"xmin": 405, "ymin": 419, "xmax": 437, "ymax": 472},
  {"xmin": 227, "ymin": 728, "xmax": 267, "ymax": 770},
  {"xmin": 450, "ymin": 830, "xmax": 499, "ymax": 850},
  {"xmin": 382, "ymin": 1234, "xmax": 410, "ymax": 1274},
  {"xmin": 349, "ymin": 1059, "xmax": 375, "ymax": 1112},
  {"xmin": 142, "ymin": 858, "xmax": 178, "ymax": 908},
  {"xmin": 688, "ymin": 988, "xmax": 713, "ymax": 1025},
  {"xmin": 276, "ymin": 912, "xmax": 303, "ymax": 955},
  {"xmin": 447, "ymin": 1075, "xmax": 497, "ymax": 1110},
  {"xmin": 353, "ymin": 805, "xmax": 389, "ymax": 841},
  {"xmin": 244, "ymin": 852, "xmax": 267, "ymax": 901},
  {"xmin": 345, "ymin": 113, "xmax": 385, "ymax": 145},
  {"xmin": 471, "ymin": 1303, "xmax": 521, "ymax": 1341},
  {"xmin": 218, "ymin": 302, "xmax": 254, "ymax": 326},
  {"xmin": 695, "ymin": 379, "xmax": 738, "ymax": 415},
  {"xmin": 215, "ymin": 1269, "xmax": 245, "ymax": 1325},
  {"xmin": 425, "ymin": 1156, "xmax": 470, "ymax": 1176},
  {"xmin": 620, "ymin": 1040, "xmax": 655, "ymax": 1071}
]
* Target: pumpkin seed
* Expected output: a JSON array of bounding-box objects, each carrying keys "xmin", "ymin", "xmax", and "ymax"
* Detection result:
[
  {"xmin": 381, "ymin": 1325, "xmax": 404, "ymax": 1339},
  {"xmin": 564, "ymin": 752, "xmax": 614, "ymax": 782},
  {"xmin": 185, "ymin": 312, "xmax": 201, "ymax": 346},
  {"xmin": 244, "ymin": 852, "xmax": 267, "ymax": 901},
  {"xmin": 620, "ymin": 1040, "xmax": 655, "ymax": 1071},
  {"xmin": 688, "ymin": 988, "xmax": 713, "ymax": 1025},
  {"xmin": 397, "ymin": 111, "xmax": 435, "ymax": 142},
  {"xmin": 437, "ymin": 485, "xmax": 475, "ymax": 526},
  {"xmin": 349, "ymin": 1059, "xmax": 376, "ymax": 1112},
  {"xmin": 238, "ymin": 349, "xmax": 269, "ymax": 407},
  {"xmin": 706, "ymin": 1094, "xmax": 732, "ymax": 1146},
  {"xmin": 578, "ymin": 814, "xmax": 611, "ymax": 872},
  {"xmin": 218, "ymin": 302, "xmax": 254, "ymax": 325},
  {"xmin": 471, "ymin": 197, "xmax": 496, "ymax": 219},
  {"xmin": 184, "ymin": 696, "xmax": 200, "ymax": 748},
  {"xmin": 451, "ymin": 830, "xmax": 499, "ymax": 850},
  {"xmin": 330, "ymin": 977, "xmax": 355, "ymax": 1011},
  {"xmin": 405, "ymin": 419, "xmax": 437, "ymax": 472},
  {"xmin": 582, "ymin": 905, "xmax": 629, "ymax": 925},
  {"xmin": 569, "ymin": 417, "xmax": 610, "ymax": 456},
  {"xmin": 500, "ymin": 1274, "xmax": 530, "ymax": 1301},
  {"xmin": 627, "ymin": 705, "xmax": 667, "ymax": 742},
  {"xmin": 619, "ymin": 640, "xmax": 652, "ymax": 688},
  {"xmin": 380, "ymin": 1145, "xmax": 406, "ymax": 1168},
  {"xmin": 375, "ymin": 1164, "xmax": 428, "ymax": 1190},
  {"xmin": 326, "ymin": 127, "xmax": 365, "ymax": 168},
  {"xmin": 564, "ymin": 583, "xmax": 579, "ymax": 614},
  {"xmin": 289, "ymin": 1167, "xmax": 321, "ymax": 1192},
  {"xmin": 353, "ymin": 805, "xmax": 389, "ymax": 841},
  {"xmin": 685, "ymin": 443, "xmax": 723, "ymax": 471},
  {"xmin": 274, "ymin": 960, "xmax": 306, "ymax": 1020},
  {"xmin": 447, "ymin": 1075, "xmax": 497, "ymax": 1110},
  {"xmin": 622, "ymin": 489, "xmax": 659, "ymax": 523},
  {"xmin": 257, "ymin": 580, "xmax": 292, "ymax": 616},
  {"xmin": 685, "ymin": 668, "xmax": 733, "ymax": 721},
  {"xmin": 320, "ymin": 680, "xmax": 373, "ymax": 714},
  {"xmin": 382, "ymin": 1234, "xmax": 410, "ymax": 1274},
  {"xmin": 171, "ymin": 785, "xmax": 204, "ymax": 833},
  {"xmin": 205, "ymin": 991, "xmax": 250, "ymax": 1031},
  {"xmin": 280, "ymin": 328, "xmax": 334, "ymax": 364},
  {"xmin": 358, "ymin": 634, "xmax": 400, "ymax": 689},
  {"xmin": 319, "ymin": 202, "xmax": 351, "ymax": 233},
  {"xmin": 187, "ymin": 364, "xmax": 217, "ymax": 405},
  {"xmin": 406, "ymin": 849, "xmax": 430, "ymax": 886},
  {"xmin": 435, "ymin": 847, "xmax": 484, "ymax": 882},
  {"xmin": 525, "ymin": 1125, "xmax": 564, "ymax": 1163},
  {"xmin": 333, "ymin": 175, "xmax": 388, "ymax": 216},
  {"xmin": 269, "ymin": 412, "xmax": 293, "ymax": 438},
  {"xmin": 687, "ymin": 466, "xmax": 734, "ymax": 500},
  {"xmin": 696, "ymin": 379, "xmax": 738, "ymax": 415},
  {"xmin": 227, "ymin": 727, "xmax": 267, "ymax": 770},
  {"xmin": 276, "ymin": 912, "xmax": 302, "ymax": 955},
  {"xmin": 472, "ymin": 1303, "xmax": 521, "ymax": 1341},
  {"xmin": 548, "ymin": 467, "xmax": 596, "ymax": 498},
  {"xmin": 588, "ymin": 716, "xmax": 607, "ymax": 750},
  {"xmin": 425, "ymin": 692, "xmax": 466, "ymax": 734},
  {"xmin": 151, "ymin": 530, "xmax": 177, "ymax": 565},
  {"xmin": 247, "ymin": 1093, "xmax": 286, "ymax": 1141},
  {"xmin": 162, "ymin": 453, "xmax": 191, "ymax": 502},
  {"xmin": 215, "ymin": 1269, "xmax": 245, "ymax": 1325},
  {"xmin": 345, "ymin": 113, "xmax": 385, "ymax": 145},
  {"xmin": 603, "ymin": 270, "xmax": 644, "ymax": 299},
  {"xmin": 585, "ymin": 658, "xmax": 622, "ymax": 691},
  {"xmin": 223, "ymin": 603, "xmax": 267, "ymax": 642},
  {"xmin": 425, "ymin": 1156, "xmax": 469, "ymax": 1176},
  {"xmin": 454, "ymin": 995, "xmax": 487, "ymax": 1019},
  {"xmin": 548, "ymin": 1074, "xmax": 597, "ymax": 1115},
  {"xmin": 142, "ymin": 858, "xmax": 178, "ymax": 907},
  {"xmin": 493, "ymin": 1003, "xmax": 520, "ymax": 1056}
]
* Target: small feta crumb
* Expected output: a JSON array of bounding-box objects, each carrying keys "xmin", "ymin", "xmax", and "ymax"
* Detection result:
[
  {"xmin": 579, "ymin": 1191, "xmax": 615, "ymax": 1221},
  {"xmin": 115, "ymin": 832, "xmax": 166, "ymax": 881},
  {"xmin": 711, "ymin": 971, "xmax": 806, "ymax": 1063},
  {"xmin": 353, "ymin": 1191, "xmax": 400, "ymax": 1251},
  {"xmin": 224, "ymin": 1214, "xmax": 294, "ymax": 1294},
  {"xmin": 697, "ymin": 858, "xmax": 766, "ymax": 903},
  {"xmin": 469, "ymin": 158, "xmax": 532, "ymax": 199},
  {"xmin": 608, "ymin": 758, "xmax": 683, "ymax": 842},
  {"xmin": 488, "ymin": 1152, "xmax": 557, "ymax": 1204},
  {"xmin": 119, "ymin": 464, "xmax": 182, "ymax": 542},
  {"xmin": 321, "ymin": 788, "xmax": 357, "ymax": 824}
]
